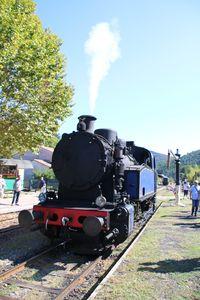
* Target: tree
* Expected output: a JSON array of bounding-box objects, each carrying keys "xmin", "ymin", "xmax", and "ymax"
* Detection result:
[
  {"xmin": 0, "ymin": 0, "xmax": 74, "ymax": 157},
  {"xmin": 43, "ymin": 133, "xmax": 61, "ymax": 149},
  {"xmin": 181, "ymin": 165, "xmax": 200, "ymax": 182},
  {"xmin": 33, "ymin": 168, "xmax": 55, "ymax": 180}
]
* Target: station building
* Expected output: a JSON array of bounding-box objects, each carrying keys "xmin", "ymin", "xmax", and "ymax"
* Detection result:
[{"xmin": 0, "ymin": 146, "xmax": 53, "ymax": 190}]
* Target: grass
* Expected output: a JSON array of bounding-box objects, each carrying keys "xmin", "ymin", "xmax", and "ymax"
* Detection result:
[{"xmin": 95, "ymin": 192, "xmax": 200, "ymax": 300}]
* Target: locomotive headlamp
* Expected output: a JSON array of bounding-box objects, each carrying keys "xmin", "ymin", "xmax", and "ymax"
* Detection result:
[{"xmin": 95, "ymin": 196, "xmax": 106, "ymax": 208}]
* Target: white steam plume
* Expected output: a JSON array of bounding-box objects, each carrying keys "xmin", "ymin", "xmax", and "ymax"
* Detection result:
[{"xmin": 85, "ymin": 22, "xmax": 121, "ymax": 114}]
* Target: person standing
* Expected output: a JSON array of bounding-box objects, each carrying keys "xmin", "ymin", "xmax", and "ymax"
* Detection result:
[
  {"xmin": 183, "ymin": 179, "xmax": 190, "ymax": 199},
  {"xmin": 0, "ymin": 174, "xmax": 6, "ymax": 199},
  {"xmin": 190, "ymin": 180, "xmax": 200, "ymax": 217},
  {"xmin": 11, "ymin": 175, "xmax": 22, "ymax": 205},
  {"xmin": 39, "ymin": 176, "xmax": 46, "ymax": 194}
]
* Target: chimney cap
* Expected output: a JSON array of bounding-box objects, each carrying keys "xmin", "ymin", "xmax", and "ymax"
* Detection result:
[{"xmin": 78, "ymin": 115, "xmax": 97, "ymax": 121}]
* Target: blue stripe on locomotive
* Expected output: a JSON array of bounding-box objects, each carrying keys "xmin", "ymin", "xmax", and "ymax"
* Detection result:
[{"xmin": 125, "ymin": 166, "xmax": 156, "ymax": 200}]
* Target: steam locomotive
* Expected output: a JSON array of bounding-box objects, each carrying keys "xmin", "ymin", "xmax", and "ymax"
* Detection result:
[{"xmin": 19, "ymin": 115, "xmax": 157, "ymax": 254}]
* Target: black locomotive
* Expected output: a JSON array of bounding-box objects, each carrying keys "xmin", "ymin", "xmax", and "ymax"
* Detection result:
[{"xmin": 19, "ymin": 115, "xmax": 157, "ymax": 254}]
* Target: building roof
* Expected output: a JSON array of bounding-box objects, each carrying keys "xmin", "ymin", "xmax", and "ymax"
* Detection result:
[
  {"xmin": 40, "ymin": 146, "xmax": 54, "ymax": 153},
  {"xmin": 33, "ymin": 159, "xmax": 51, "ymax": 168},
  {"xmin": 0, "ymin": 159, "xmax": 33, "ymax": 169}
]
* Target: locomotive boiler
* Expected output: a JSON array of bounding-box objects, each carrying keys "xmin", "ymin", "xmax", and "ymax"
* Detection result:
[{"xmin": 19, "ymin": 115, "xmax": 157, "ymax": 254}]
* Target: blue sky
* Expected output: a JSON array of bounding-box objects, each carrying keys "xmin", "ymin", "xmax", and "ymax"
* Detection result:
[{"xmin": 35, "ymin": 0, "xmax": 200, "ymax": 155}]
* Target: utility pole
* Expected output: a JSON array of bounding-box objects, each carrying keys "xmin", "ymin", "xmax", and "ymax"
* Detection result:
[{"xmin": 168, "ymin": 148, "xmax": 183, "ymax": 206}]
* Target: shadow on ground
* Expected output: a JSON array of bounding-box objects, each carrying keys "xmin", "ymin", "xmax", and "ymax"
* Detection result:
[
  {"xmin": 174, "ymin": 222, "xmax": 200, "ymax": 229},
  {"xmin": 161, "ymin": 215, "xmax": 195, "ymax": 220},
  {"xmin": 138, "ymin": 258, "xmax": 200, "ymax": 273}
]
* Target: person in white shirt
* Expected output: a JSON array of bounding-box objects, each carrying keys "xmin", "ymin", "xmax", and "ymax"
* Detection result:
[
  {"xmin": 0, "ymin": 174, "xmax": 6, "ymax": 199},
  {"xmin": 183, "ymin": 179, "xmax": 190, "ymax": 198},
  {"xmin": 11, "ymin": 175, "xmax": 22, "ymax": 205},
  {"xmin": 39, "ymin": 176, "xmax": 46, "ymax": 194},
  {"xmin": 190, "ymin": 180, "xmax": 200, "ymax": 217}
]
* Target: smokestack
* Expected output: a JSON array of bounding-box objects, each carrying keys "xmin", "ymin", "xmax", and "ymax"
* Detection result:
[{"xmin": 77, "ymin": 115, "xmax": 97, "ymax": 133}]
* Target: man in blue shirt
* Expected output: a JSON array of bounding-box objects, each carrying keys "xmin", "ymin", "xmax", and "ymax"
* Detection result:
[{"xmin": 190, "ymin": 180, "xmax": 200, "ymax": 217}]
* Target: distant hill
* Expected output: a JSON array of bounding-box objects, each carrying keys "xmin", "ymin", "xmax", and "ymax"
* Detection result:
[
  {"xmin": 181, "ymin": 150, "xmax": 200, "ymax": 165},
  {"xmin": 152, "ymin": 150, "xmax": 200, "ymax": 166},
  {"xmin": 152, "ymin": 151, "xmax": 167, "ymax": 165}
]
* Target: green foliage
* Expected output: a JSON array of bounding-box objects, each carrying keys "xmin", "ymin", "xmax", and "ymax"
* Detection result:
[
  {"xmin": 43, "ymin": 133, "xmax": 61, "ymax": 148},
  {"xmin": 33, "ymin": 168, "xmax": 55, "ymax": 179},
  {"xmin": 156, "ymin": 160, "xmax": 175, "ymax": 180},
  {"xmin": 0, "ymin": 0, "xmax": 74, "ymax": 157},
  {"xmin": 181, "ymin": 150, "xmax": 200, "ymax": 165},
  {"xmin": 181, "ymin": 165, "xmax": 200, "ymax": 182}
]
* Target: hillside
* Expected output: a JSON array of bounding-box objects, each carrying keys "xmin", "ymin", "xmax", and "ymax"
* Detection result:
[
  {"xmin": 152, "ymin": 151, "xmax": 167, "ymax": 165},
  {"xmin": 181, "ymin": 150, "xmax": 200, "ymax": 165},
  {"xmin": 152, "ymin": 150, "xmax": 200, "ymax": 166}
]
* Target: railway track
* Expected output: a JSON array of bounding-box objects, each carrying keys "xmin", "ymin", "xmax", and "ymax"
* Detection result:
[
  {"xmin": 0, "ymin": 224, "xmax": 22, "ymax": 234},
  {"xmin": 0, "ymin": 242, "xmax": 66, "ymax": 282},
  {"xmin": 0, "ymin": 211, "xmax": 21, "ymax": 227},
  {"xmin": 0, "ymin": 217, "xmax": 17, "ymax": 223},
  {"xmin": 0, "ymin": 210, "xmax": 20, "ymax": 217},
  {"xmin": 0, "ymin": 210, "xmax": 33, "ymax": 234},
  {"xmin": 0, "ymin": 203, "xmax": 162, "ymax": 299},
  {"xmin": 0, "ymin": 240, "xmax": 102, "ymax": 299},
  {"xmin": 0, "ymin": 223, "xmax": 38, "ymax": 235}
]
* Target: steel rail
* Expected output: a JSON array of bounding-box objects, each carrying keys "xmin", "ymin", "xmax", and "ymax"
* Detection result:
[
  {"xmin": 0, "ymin": 222, "xmax": 37, "ymax": 234},
  {"xmin": 0, "ymin": 242, "xmax": 66, "ymax": 282},
  {"xmin": 0, "ymin": 211, "xmax": 20, "ymax": 217},
  {"xmin": 0, "ymin": 225, "xmax": 21, "ymax": 234},
  {"xmin": 55, "ymin": 256, "xmax": 102, "ymax": 300},
  {"xmin": 0, "ymin": 217, "xmax": 18, "ymax": 224},
  {"xmin": 0, "ymin": 209, "xmax": 32, "ymax": 218}
]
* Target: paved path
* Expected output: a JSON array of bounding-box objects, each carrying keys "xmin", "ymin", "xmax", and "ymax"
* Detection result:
[{"xmin": 0, "ymin": 191, "xmax": 39, "ymax": 214}]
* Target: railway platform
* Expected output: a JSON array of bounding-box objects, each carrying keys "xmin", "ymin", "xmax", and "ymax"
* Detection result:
[
  {"xmin": 91, "ymin": 189, "xmax": 200, "ymax": 300},
  {"xmin": 0, "ymin": 191, "xmax": 39, "ymax": 214}
]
